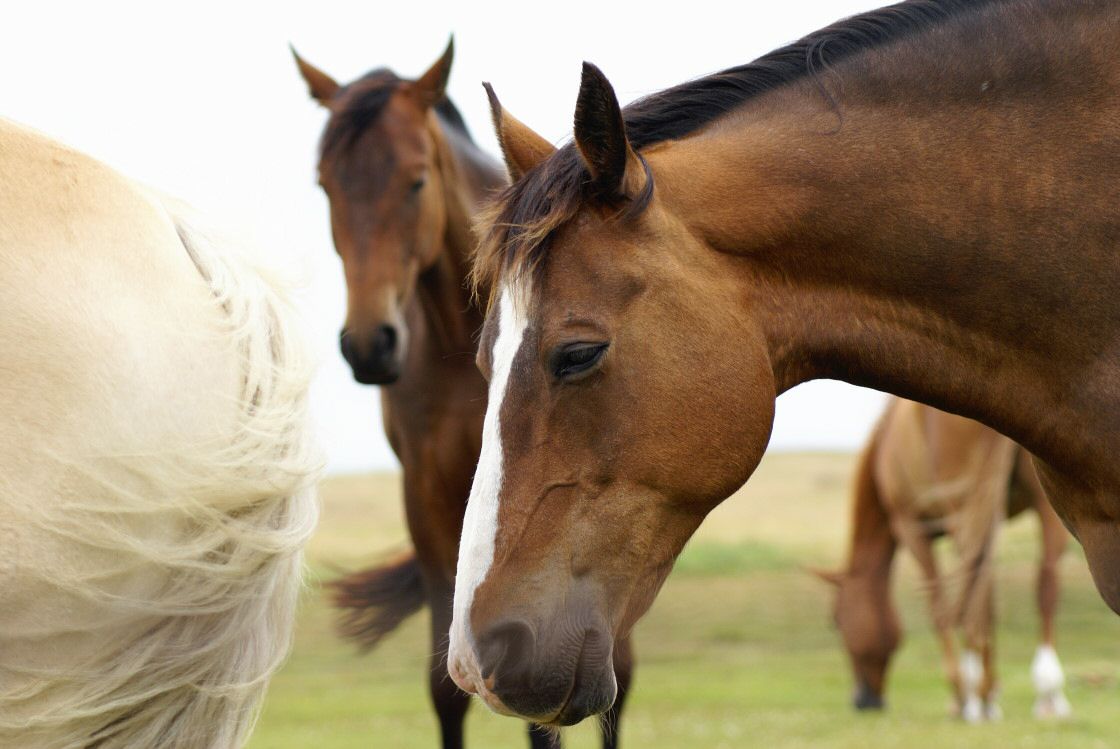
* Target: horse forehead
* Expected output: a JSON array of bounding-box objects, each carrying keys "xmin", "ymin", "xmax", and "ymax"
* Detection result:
[
  {"xmin": 487, "ymin": 281, "xmax": 534, "ymax": 378},
  {"xmin": 381, "ymin": 106, "xmax": 431, "ymax": 153},
  {"xmin": 323, "ymin": 105, "xmax": 427, "ymax": 178}
]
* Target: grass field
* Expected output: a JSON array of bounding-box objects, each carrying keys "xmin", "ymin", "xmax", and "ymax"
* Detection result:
[{"xmin": 247, "ymin": 452, "xmax": 1120, "ymax": 748}]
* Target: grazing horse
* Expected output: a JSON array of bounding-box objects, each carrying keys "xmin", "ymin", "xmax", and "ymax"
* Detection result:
[
  {"xmin": 815, "ymin": 399, "xmax": 1070, "ymax": 721},
  {"xmin": 292, "ymin": 41, "xmax": 632, "ymax": 748},
  {"xmin": 448, "ymin": 0, "xmax": 1120, "ymax": 728},
  {"xmin": 0, "ymin": 118, "xmax": 320, "ymax": 748}
]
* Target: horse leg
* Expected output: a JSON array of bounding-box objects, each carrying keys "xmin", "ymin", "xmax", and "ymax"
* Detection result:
[
  {"xmin": 600, "ymin": 635, "xmax": 634, "ymax": 749},
  {"xmin": 895, "ymin": 520, "xmax": 962, "ymax": 713},
  {"xmin": 956, "ymin": 550, "xmax": 998, "ymax": 723},
  {"xmin": 428, "ymin": 586, "xmax": 470, "ymax": 749},
  {"xmin": 1031, "ymin": 484, "xmax": 1071, "ymax": 719},
  {"xmin": 980, "ymin": 628, "xmax": 1001, "ymax": 721},
  {"xmin": 399, "ymin": 436, "xmax": 481, "ymax": 749}
]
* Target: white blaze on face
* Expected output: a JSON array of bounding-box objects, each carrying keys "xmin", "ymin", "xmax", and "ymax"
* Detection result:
[{"xmin": 449, "ymin": 283, "xmax": 529, "ymax": 693}]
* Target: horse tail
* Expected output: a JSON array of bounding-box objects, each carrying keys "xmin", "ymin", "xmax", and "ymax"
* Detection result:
[
  {"xmin": 3, "ymin": 197, "xmax": 323, "ymax": 749},
  {"xmin": 329, "ymin": 550, "xmax": 427, "ymax": 651}
]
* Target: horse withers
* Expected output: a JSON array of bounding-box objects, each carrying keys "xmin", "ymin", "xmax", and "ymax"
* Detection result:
[
  {"xmin": 449, "ymin": 0, "xmax": 1120, "ymax": 728},
  {"xmin": 293, "ymin": 41, "xmax": 632, "ymax": 748},
  {"xmin": 0, "ymin": 118, "xmax": 319, "ymax": 748},
  {"xmin": 816, "ymin": 399, "xmax": 1070, "ymax": 721}
]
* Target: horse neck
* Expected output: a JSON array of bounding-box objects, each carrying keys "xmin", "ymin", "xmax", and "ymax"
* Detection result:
[
  {"xmin": 844, "ymin": 423, "xmax": 896, "ymax": 583},
  {"xmin": 652, "ymin": 5, "xmax": 1120, "ymax": 481},
  {"xmin": 416, "ymin": 117, "xmax": 505, "ymax": 354}
]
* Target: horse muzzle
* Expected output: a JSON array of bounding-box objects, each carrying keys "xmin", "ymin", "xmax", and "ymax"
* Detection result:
[
  {"xmin": 339, "ymin": 324, "xmax": 404, "ymax": 385},
  {"xmin": 449, "ymin": 618, "xmax": 617, "ymax": 726}
]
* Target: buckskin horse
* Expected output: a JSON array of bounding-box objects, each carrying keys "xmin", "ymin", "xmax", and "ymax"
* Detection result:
[
  {"xmin": 446, "ymin": 0, "xmax": 1120, "ymax": 728},
  {"xmin": 814, "ymin": 399, "xmax": 1070, "ymax": 721},
  {"xmin": 0, "ymin": 118, "xmax": 320, "ymax": 748},
  {"xmin": 292, "ymin": 41, "xmax": 632, "ymax": 747}
]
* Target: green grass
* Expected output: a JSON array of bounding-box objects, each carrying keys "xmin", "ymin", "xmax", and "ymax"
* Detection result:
[
  {"xmin": 673, "ymin": 540, "xmax": 792, "ymax": 576},
  {"xmin": 248, "ymin": 453, "xmax": 1120, "ymax": 748}
]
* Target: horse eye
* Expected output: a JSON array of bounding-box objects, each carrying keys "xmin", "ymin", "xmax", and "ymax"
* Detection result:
[
  {"xmin": 550, "ymin": 342, "xmax": 609, "ymax": 381},
  {"xmin": 409, "ymin": 176, "xmax": 426, "ymax": 194}
]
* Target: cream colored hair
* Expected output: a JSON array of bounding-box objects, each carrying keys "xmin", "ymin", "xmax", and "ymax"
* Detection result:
[{"xmin": 0, "ymin": 119, "xmax": 321, "ymax": 748}]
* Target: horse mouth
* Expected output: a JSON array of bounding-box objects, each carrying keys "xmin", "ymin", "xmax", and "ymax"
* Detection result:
[
  {"xmin": 350, "ymin": 365, "xmax": 400, "ymax": 386},
  {"xmin": 542, "ymin": 665, "xmax": 583, "ymax": 727},
  {"xmin": 542, "ymin": 629, "xmax": 613, "ymax": 727}
]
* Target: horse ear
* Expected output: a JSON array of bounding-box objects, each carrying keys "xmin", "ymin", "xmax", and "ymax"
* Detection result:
[
  {"xmin": 290, "ymin": 46, "xmax": 340, "ymax": 105},
  {"xmin": 484, "ymin": 82, "xmax": 557, "ymax": 180},
  {"xmin": 806, "ymin": 566, "xmax": 845, "ymax": 587},
  {"xmin": 413, "ymin": 36, "xmax": 454, "ymax": 108},
  {"xmin": 573, "ymin": 62, "xmax": 644, "ymax": 198}
]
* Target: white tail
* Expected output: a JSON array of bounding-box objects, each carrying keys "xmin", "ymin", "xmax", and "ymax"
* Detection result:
[{"xmin": 0, "ymin": 172, "xmax": 322, "ymax": 748}]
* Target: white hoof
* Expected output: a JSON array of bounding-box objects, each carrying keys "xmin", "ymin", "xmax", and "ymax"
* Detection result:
[
  {"xmin": 1032, "ymin": 645, "xmax": 1066, "ymax": 693},
  {"xmin": 1034, "ymin": 691, "xmax": 1073, "ymax": 720},
  {"xmin": 961, "ymin": 695, "xmax": 985, "ymax": 724},
  {"xmin": 1032, "ymin": 645, "xmax": 1071, "ymax": 720},
  {"xmin": 984, "ymin": 699, "xmax": 1003, "ymax": 722}
]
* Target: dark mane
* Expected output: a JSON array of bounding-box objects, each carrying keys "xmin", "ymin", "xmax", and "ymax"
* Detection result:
[
  {"xmin": 434, "ymin": 98, "xmax": 472, "ymax": 141},
  {"xmin": 471, "ymin": 0, "xmax": 1009, "ymax": 296},
  {"xmin": 624, "ymin": 0, "xmax": 1005, "ymax": 150},
  {"xmin": 320, "ymin": 68, "xmax": 474, "ymax": 157}
]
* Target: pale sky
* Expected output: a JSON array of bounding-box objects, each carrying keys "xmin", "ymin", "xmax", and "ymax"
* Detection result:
[{"xmin": 3, "ymin": 0, "xmax": 888, "ymax": 473}]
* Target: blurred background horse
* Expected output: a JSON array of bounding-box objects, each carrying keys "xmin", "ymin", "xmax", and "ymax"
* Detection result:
[
  {"xmin": 816, "ymin": 399, "xmax": 1070, "ymax": 722},
  {"xmin": 292, "ymin": 41, "xmax": 632, "ymax": 749},
  {"xmin": 0, "ymin": 118, "xmax": 319, "ymax": 748}
]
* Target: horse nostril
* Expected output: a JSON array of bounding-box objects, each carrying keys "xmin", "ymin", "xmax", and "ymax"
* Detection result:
[
  {"xmin": 477, "ymin": 620, "xmax": 535, "ymax": 685},
  {"xmin": 339, "ymin": 328, "xmax": 356, "ymax": 360},
  {"xmin": 373, "ymin": 324, "xmax": 398, "ymax": 356},
  {"xmin": 338, "ymin": 325, "xmax": 402, "ymax": 385}
]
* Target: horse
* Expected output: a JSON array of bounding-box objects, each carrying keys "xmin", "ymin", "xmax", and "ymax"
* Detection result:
[
  {"xmin": 813, "ymin": 399, "xmax": 1070, "ymax": 722},
  {"xmin": 291, "ymin": 41, "xmax": 632, "ymax": 748},
  {"xmin": 0, "ymin": 118, "xmax": 320, "ymax": 748},
  {"xmin": 446, "ymin": 0, "xmax": 1120, "ymax": 728}
]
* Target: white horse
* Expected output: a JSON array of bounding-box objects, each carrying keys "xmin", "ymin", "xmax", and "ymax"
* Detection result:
[{"xmin": 0, "ymin": 118, "xmax": 321, "ymax": 748}]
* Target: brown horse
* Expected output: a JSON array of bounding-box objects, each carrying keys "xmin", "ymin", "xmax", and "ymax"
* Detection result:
[
  {"xmin": 815, "ymin": 399, "xmax": 1070, "ymax": 721},
  {"xmin": 447, "ymin": 0, "xmax": 1120, "ymax": 728},
  {"xmin": 292, "ymin": 42, "xmax": 632, "ymax": 748}
]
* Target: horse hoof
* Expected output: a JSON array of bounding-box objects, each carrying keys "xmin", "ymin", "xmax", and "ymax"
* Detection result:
[
  {"xmin": 1034, "ymin": 692, "xmax": 1073, "ymax": 720},
  {"xmin": 984, "ymin": 700, "xmax": 1003, "ymax": 722},
  {"xmin": 961, "ymin": 696, "xmax": 984, "ymax": 724}
]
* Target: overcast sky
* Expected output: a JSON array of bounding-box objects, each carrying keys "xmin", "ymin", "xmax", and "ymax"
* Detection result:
[{"xmin": 3, "ymin": 0, "xmax": 889, "ymax": 473}]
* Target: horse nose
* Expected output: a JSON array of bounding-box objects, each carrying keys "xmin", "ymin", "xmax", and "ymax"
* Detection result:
[
  {"xmin": 370, "ymin": 324, "xmax": 397, "ymax": 359},
  {"xmin": 477, "ymin": 619, "xmax": 536, "ymax": 691},
  {"xmin": 339, "ymin": 325, "xmax": 402, "ymax": 385},
  {"xmin": 474, "ymin": 618, "xmax": 616, "ymax": 724},
  {"xmin": 339, "ymin": 328, "xmax": 358, "ymax": 363}
]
